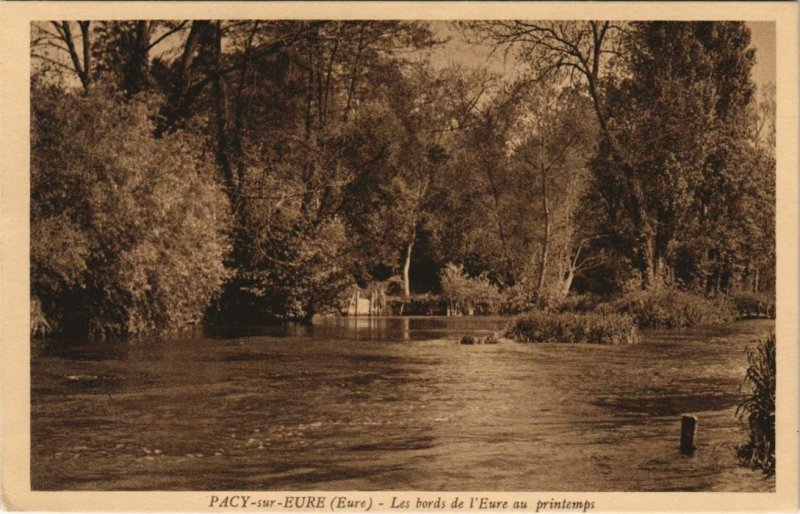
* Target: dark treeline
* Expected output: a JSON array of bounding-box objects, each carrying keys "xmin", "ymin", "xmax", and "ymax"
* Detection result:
[{"xmin": 30, "ymin": 20, "xmax": 775, "ymax": 340}]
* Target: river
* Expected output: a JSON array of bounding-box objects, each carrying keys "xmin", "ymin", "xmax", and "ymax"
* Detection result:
[{"xmin": 31, "ymin": 317, "xmax": 775, "ymax": 491}]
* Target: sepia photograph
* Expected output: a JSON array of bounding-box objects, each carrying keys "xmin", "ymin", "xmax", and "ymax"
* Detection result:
[{"xmin": 2, "ymin": 2, "xmax": 798, "ymax": 511}]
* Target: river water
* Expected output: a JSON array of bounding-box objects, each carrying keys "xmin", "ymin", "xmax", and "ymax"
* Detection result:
[{"xmin": 31, "ymin": 317, "xmax": 775, "ymax": 491}]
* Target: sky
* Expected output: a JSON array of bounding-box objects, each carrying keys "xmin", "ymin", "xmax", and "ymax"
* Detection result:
[
  {"xmin": 748, "ymin": 21, "xmax": 776, "ymax": 90},
  {"xmin": 33, "ymin": 20, "xmax": 776, "ymax": 99},
  {"xmin": 428, "ymin": 21, "xmax": 776, "ymax": 92}
]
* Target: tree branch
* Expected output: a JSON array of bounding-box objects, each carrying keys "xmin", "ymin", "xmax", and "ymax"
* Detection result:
[{"xmin": 147, "ymin": 21, "xmax": 189, "ymax": 51}]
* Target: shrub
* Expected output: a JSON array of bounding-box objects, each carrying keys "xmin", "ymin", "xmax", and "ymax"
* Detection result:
[
  {"xmin": 499, "ymin": 283, "xmax": 537, "ymax": 314},
  {"xmin": 381, "ymin": 294, "xmax": 445, "ymax": 316},
  {"xmin": 403, "ymin": 293, "xmax": 447, "ymax": 315},
  {"xmin": 504, "ymin": 310, "xmax": 639, "ymax": 345},
  {"xmin": 228, "ymin": 217, "xmax": 354, "ymax": 323},
  {"xmin": 736, "ymin": 333, "xmax": 776, "ymax": 475},
  {"xmin": 440, "ymin": 263, "xmax": 502, "ymax": 315},
  {"xmin": 598, "ymin": 287, "xmax": 736, "ymax": 329},
  {"xmin": 729, "ymin": 291, "xmax": 775, "ymax": 319},
  {"xmin": 556, "ymin": 293, "xmax": 607, "ymax": 313},
  {"xmin": 31, "ymin": 84, "xmax": 232, "ymax": 340}
]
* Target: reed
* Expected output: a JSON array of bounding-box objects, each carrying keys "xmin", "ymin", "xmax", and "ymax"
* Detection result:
[{"xmin": 736, "ymin": 332, "xmax": 776, "ymax": 475}]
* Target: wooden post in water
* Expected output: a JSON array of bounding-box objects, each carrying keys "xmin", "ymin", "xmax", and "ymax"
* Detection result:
[{"xmin": 680, "ymin": 415, "xmax": 698, "ymax": 454}]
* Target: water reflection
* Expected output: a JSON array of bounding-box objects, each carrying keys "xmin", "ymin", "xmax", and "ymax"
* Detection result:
[
  {"xmin": 31, "ymin": 317, "xmax": 775, "ymax": 492},
  {"xmin": 308, "ymin": 316, "xmax": 509, "ymax": 342}
]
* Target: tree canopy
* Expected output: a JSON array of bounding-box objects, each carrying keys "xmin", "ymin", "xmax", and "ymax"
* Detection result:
[{"xmin": 31, "ymin": 20, "xmax": 775, "ymax": 338}]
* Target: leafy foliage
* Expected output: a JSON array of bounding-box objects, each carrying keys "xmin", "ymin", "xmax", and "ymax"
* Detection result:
[
  {"xmin": 736, "ymin": 333, "xmax": 776, "ymax": 475},
  {"xmin": 590, "ymin": 22, "xmax": 766, "ymax": 290},
  {"xmin": 440, "ymin": 263, "xmax": 502, "ymax": 315},
  {"xmin": 729, "ymin": 291, "xmax": 775, "ymax": 319},
  {"xmin": 598, "ymin": 287, "xmax": 736, "ymax": 329},
  {"xmin": 223, "ymin": 217, "xmax": 354, "ymax": 322},
  {"xmin": 31, "ymin": 83, "xmax": 231, "ymax": 339},
  {"xmin": 504, "ymin": 310, "xmax": 639, "ymax": 345},
  {"xmin": 29, "ymin": 20, "xmax": 775, "ymax": 337}
]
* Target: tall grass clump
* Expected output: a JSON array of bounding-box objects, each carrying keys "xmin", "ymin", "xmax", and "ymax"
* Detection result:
[
  {"xmin": 599, "ymin": 287, "xmax": 736, "ymax": 329},
  {"xmin": 736, "ymin": 332, "xmax": 776, "ymax": 475},
  {"xmin": 504, "ymin": 310, "xmax": 639, "ymax": 345}
]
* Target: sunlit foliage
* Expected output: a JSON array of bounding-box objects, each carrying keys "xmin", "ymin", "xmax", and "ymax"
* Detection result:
[{"xmin": 31, "ymin": 82, "xmax": 231, "ymax": 339}]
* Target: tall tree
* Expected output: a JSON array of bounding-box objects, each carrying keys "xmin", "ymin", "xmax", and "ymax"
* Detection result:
[
  {"xmin": 205, "ymin": 21, "xmax": 441, "ymax": 320},
  {"xmin": 32, "ymin": 21, "xmax": 94, "ymax": 90},
  {"xmin": 591, "ymin": 22, "xmax": 757, "ymax": 289},
  {"xmin": 510, "ymin": 85, "xmax": 598, "ymax": 302}
]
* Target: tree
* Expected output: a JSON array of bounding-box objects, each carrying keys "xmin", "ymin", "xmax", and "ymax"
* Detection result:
[
  {"xmin": 374, "ymin": 65, "xmax": 487, "ymax": 298},
  {"xmin": 31, "ymin": 20, "xmax": 773, "ymax": 330},
  {"xmin": 751, "ymin": 82, "xmax": 776, "ymax": 156},
  {"xmin": 591, "ymin": 22, "xmax": 758, "ymax": 290},
  {"xmin": 457, "ymin": 81, "xmax": 525, "ymax": 286},
  {"xmin": 510, "ymin": 85, "xmax": 597, "ymax": 302},
  {"xmin": 31, "ymin": 81, "xmax": 232, "ymax": 339},
  {"xmin": 32, "ymin": 21, "xmax": 94, "ymax": 90},
  {"xmin": 204, "ymin": 21, "xmax": 442, "ymax": 321},
  {"xmin": 90, "ymin": 21, "xmax": 190, "ymax": 96},
  {"xmin": 461, "ymin": 21, "xmax": 622, "ymax": 142},
  {"xmin": 465, "ymin": 21, "xmax": 768, "ymax": 294},
  {"xmin": 458, "ymin": 21, "xmax": 623, "ymax": 289}
]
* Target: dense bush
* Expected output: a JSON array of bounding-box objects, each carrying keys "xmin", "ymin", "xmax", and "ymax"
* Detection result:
[
  {"xmin": 398, "ymin": 293, "xmax": 447, "ymax": 316},
  {"xmin": 598, "ymin": 287, "xmax": 736, "ymax": 329},
  {"xmin": 499, "ymin": 283, "xmax": 537, "ymax": 314},
  {"xmin": 440, "ymin": 263, "xmax": 502, "ymax": 315},
  {"xmin": 31, "ymin": 84, "xmax": 231, "ymax": 340},
  {"xmin": 504, "ymin": 310, "xmax": 639, "ymax": 345},
  {"xmin": 736, "ymin": 333, "xmax": 776, "ymax": 475},
  {"xmin": 729, "ymin": 291, "xmax": 775, "ymax": 319},
  {"xmin": 556, "ymin": 293, "xmax": 607, "ymax": 313},
  {"xmin": 225, "ymin": 217, "xmax": 354, "ymax": 323}
]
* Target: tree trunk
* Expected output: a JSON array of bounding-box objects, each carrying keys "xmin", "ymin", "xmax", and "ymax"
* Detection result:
[
  {"xmin": 642, "ymin": 254, "xmax": 666, "ymax": 290},
  {"xmin": 78, "ymin": 22, "xmax": 91, "ymax": 88},
  {"xmin": 403, "ymin": 234, "xmax": 415, "ymax": 298},
  {"xmin": 212, "ymin": 22, "xmax": 235, "ymax": 194},
  {"xmin": 559, "ymin": 267, "xmax": 575, "ymax": 301},
  {"xmin": 231, "ymin": 22, "xmax": 259, "ymax": 186},
  {"xmin": 536, "ymin": 163, "xmax": 550, "ymax": 295},
  {"xmin": 342, "ymin": 23, "xmax": 366, "ymax": 123},
  {"xmin": 156, "ymin": 20, "xmax": 210, "ymax": 135},
  {"xmin": 56, "ymin": 21, "xmax": 92, "ymax": 91},
  {"xmin": 117, "ymin": 21, "xmax": 152, "ymax": 95},
  {"xmin": 484, "ymin": 163, "xmax": 517, "ymax": 284}
]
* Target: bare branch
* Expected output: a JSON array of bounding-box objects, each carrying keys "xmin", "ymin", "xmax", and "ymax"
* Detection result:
[
  {"xmin": 147, "ymin": 21, "xmax": 189, "ymax": 51},
  {"xmin": 31, "ymin": 53, "xmax": 75, "ymax": 73}
]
